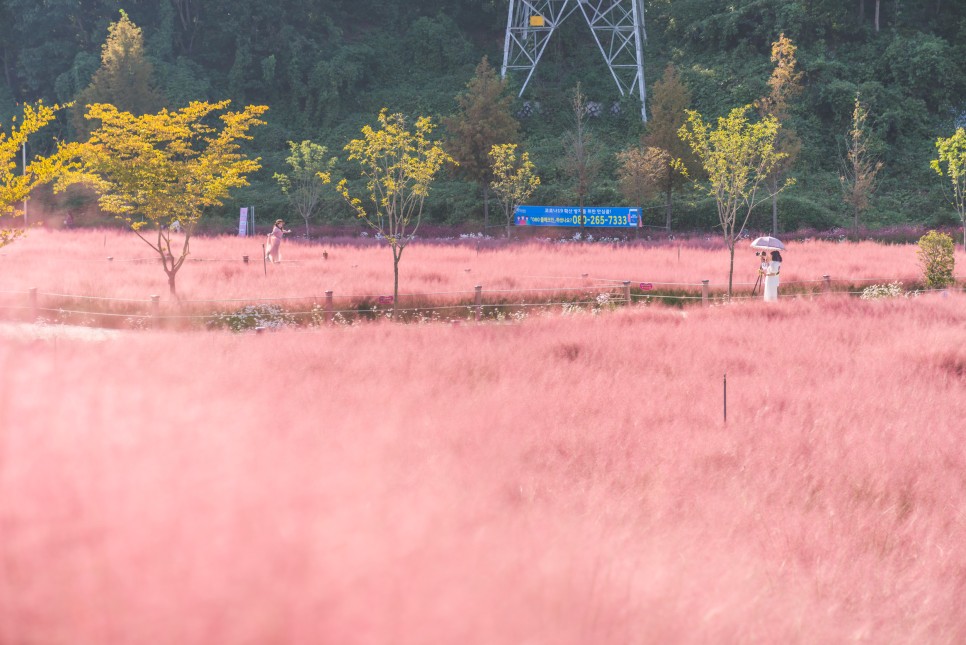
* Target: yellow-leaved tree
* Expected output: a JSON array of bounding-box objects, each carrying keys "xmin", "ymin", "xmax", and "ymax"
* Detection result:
[
  {"xmin": 1, "ymin": 101, "xmax": 70, "ymax": 247},
  {"xmin": 332, "ymin": 109, "xmax": 454, "ymax": 315},
  {"xmin": 930, "ymin": 128, "xmax": 966, "ymax": 249},
  {"xmin": 488, "ymin": 143, "xmax": 540, "ymax": 239},
  {"xmin": 59, "ymin": 100, "xmax": 267, "ymax": 296},
  {"xmin": 678, "ymin": 106, "xmax": 789, "ymax": 298}
]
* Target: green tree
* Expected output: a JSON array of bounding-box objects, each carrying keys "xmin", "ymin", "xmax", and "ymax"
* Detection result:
[
  {"xmin": 641, "ymin": 64, "xmax": 694, "ymax": 231},
  {"xmin": 930, "ymin": 128, "xmax": 966, "ymax": 248},
  {"xmin": 488, "ymin": 143, "xmax": 540, "ymax": 239},
  {"xmin": 562, "ymin": 83, "xmax": 601, "ymax": 228},
  {"xmin": 678, "ymin": 105, "xmax": 789, "ymax": 298},
  {"xmin": 334, "ymin": 109, "xmax": 454, "ymax": 315},
  {"xmin": 60, "ymin": 100, "xmax": 267, "ymax": 296},
  {"xmin": 756, "ymin": 34, "xmax": 803, "ymax": 236},
  {"xmin": 916, "ymin": 230, "xmax": 955, "ymax": 289},
  {"xmin": 72, "ymin": 11, "xmax": 164, "ymax": 136},
  {"xmin": 840, "ymin": 94, "xmax": 883, "ymax": 239},
  {"xmin": 274, "ymin": 140, "xmax": 337, "ymax": 237},
  {"xmin": 443, "ymin": 57, "xmax": 520, "ymax": 233}
]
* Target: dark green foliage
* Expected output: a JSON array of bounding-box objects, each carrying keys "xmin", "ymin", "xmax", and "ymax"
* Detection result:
[{"xmin": 3, "ymin": 0, "xmax": 964, "ymax": 232}]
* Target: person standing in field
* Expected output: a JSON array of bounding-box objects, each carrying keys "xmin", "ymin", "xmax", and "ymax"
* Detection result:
[
  {"xmin": 266, "ymin": 219, "xmax": 291, "ymax": 263},
  {"xmin": 763, "ymin": 250, "xmax": 782, "ymax": 302}
]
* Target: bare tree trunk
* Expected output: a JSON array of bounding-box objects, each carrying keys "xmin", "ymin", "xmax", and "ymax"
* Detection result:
[
  {"xmin": 483, "ymin": 184, "xmax": 490, "ymax": 234},
  {"xmin": 392, "ymin": 246, "xmax": 401, "ymax": 318},
  {"xmin": 2, "ymin": 47, "xmax": 13, "ymax": 91},
  {"xmin": 727, "ymin": 244, "xmax": 735, "ymax": 299},
  {"xmin": 859, "ymin": 0, "xmax": 865, "ymax": 23},
  {"xmin": 875, "ymin": 0, "xmax": 880, "ymax": 31},
  {"xmin": 665, "ymin": 181, "xmax": 673, "ymax": 232},
  {"xmin": 771, "ymin": 175, "xmax": 779, "ymax": 236},
  {"xmin": 507, "ymin": 210, "xmax": 512, "ymax": 239}
]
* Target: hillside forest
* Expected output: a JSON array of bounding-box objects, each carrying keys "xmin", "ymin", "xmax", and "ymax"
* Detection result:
[{"xmin": 2, "ymin": 0, "xmax": 965, "ymax": 235}]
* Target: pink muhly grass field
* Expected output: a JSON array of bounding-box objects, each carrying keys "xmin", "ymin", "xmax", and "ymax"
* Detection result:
[
  {"xmin": 2, "ymin": 294, "xmax": 965, "ymax": 642},
  {"xmin": 0, "ymin": 229, "xmax": 936, "ymax": 314}
]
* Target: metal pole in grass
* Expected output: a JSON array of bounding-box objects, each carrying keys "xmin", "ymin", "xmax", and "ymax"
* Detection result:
[
  {"xmin": 702, "ymin": 280, "xmax": 710, "ymax": 306},
  {"xmin": 325, "ymin": 290, "xmax": 333, "ymax": 324},
  {"xmin": 723, "ymin": 373, "xmax": 727, "ymax": 424},
  {"xmin": 29, "ymin": 287, "xmax": 37, "ymax": 321},
  {"xmin": 262, "ymin": 243, "xmax": 267, "ymax": 276},
  {"xmin": 475, "ymin": 285, "xmax": 482, "ymax": 321},
  {"xmin": 151, "ymin": 295, "xmax": 160, "ymax": 328}
]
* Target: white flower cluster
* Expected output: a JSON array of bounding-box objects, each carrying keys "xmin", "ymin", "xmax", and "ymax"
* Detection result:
[{"xmin": 860, "ymin": 282, "xmax": 904, "ymax": 300}]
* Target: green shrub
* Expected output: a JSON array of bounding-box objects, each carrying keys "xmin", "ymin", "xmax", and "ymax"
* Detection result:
[{"xmin": 916, "ymin": 230, "xmax": 955, "ymax": 289}]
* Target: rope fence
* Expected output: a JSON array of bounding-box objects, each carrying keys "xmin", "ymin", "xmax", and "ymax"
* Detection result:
[{"xmin": 0, "ymin": 273, "xmax": 959, "ymax": 330}]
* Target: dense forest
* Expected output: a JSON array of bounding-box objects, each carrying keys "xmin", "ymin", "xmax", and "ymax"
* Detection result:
[{"xmin": 2, "ymin": 0, "xmax": 965, "ymax": 233}]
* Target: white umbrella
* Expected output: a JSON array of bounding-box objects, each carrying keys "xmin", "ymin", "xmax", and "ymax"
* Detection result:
[{"xmin": 751, "ymin": 236, "xmax": 785, "ymax": 251}]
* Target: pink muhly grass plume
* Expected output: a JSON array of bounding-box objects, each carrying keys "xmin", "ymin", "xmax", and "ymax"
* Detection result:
[
  {"xmin": 0, "ymin": 229, "xmax": 933, "ymax": 308},
  {"xmin": 1, "ymin": 294, "xmax": 965, "ymax": 642}
]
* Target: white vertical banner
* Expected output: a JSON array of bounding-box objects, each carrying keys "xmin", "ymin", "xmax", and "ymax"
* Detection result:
[{"xmin": 239, "ymin": 207, "xmax": 248, "ymax": 236}]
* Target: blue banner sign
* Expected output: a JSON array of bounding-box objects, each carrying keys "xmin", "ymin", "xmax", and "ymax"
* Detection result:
[{"xmin": 514, "ymin": 205, "xmax": 641, "ymax": 228}]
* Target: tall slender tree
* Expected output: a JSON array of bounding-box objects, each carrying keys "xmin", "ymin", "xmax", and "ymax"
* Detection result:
[
  {"xmin": 562, "ymin": 83, "xmax": 600, "ymax": 228},
  {"xmin": 274, "ymin": 140, "xmax": 337, "ymax": 237},
  {"xmin": 678, "ymin": 106, "xmax": 789, "ymax": 298},
  {"xmin": 641, "ymin": 64, "xmax": 694, "ymax": 231},
  {"xmin": 489, "ymin": 143, "xmax": 540, "ymax": 239},
  {"xmin": 931, "ymin": 127, "xmax": 966, "ymax": 249},
  {"xmin": 334, "ymin": 109, "xmax": 454, "ymax": 316},
  {"xmin": 756, "ymin": 34, "xmax": 803, "ymax": 236},
  {"xmin": 840, "ymin": 94, "xmax": 883, "ymax": 239},
  {"xmin": 443, "ymin": 57, "xmax": 519, "ymax": 234}
]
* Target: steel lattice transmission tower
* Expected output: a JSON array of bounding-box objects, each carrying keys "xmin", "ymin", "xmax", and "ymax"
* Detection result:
[{"xmin": 501, "ymin": 0, "xmax": 648, "ymax": 121}]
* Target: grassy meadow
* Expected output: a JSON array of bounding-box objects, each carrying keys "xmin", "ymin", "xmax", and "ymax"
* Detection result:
[
  {"xmin": 0, "ymin": 229, "xmax": 939, "ymax": 327},
  {"xmin": 1, "ymin": 273, "xmax": 965, "ymax": 642}
]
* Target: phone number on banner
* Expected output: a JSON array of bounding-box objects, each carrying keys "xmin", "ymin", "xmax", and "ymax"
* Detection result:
[{"xmin": 514, "ymin": 206, "xmax": 640, "ymax": 228}]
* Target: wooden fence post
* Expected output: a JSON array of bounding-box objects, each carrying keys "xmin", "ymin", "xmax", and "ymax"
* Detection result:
[
  {"xmin": 702, "ymin": 280, "xmax": 710, "ymax": 307},
  {"xmin": 29, "ymin": 287, "xmax": 38, "ymax": 321},
  {"xmin": 151, "ymin": 295, "xmax": 160, "ymax": 328},
  {"xmin": 622, "ymin": 281, "xmax": 631, "ymax": 306},
  {"xmin": 475, "ymin": 285, "xmax": 483, "ymax": 321},
  {"xmin": 325, "ymin": 290, "xmax": 334, "ymax": 324}
]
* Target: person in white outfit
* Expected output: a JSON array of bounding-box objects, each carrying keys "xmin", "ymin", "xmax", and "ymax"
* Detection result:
[
  {"xmin": 763, "ymin": 250, "xmax": 782, "ymax": 302},
  {"xmin": 266, "ymin": 219, "xmax": 291, "ymax": 263}
]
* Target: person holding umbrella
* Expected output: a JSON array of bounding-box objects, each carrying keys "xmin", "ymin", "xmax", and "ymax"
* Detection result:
[
  {"xmin": 751, "ymin": 236, "xmax": 785, "ymax": 302},
  {"xmin": 764, "ymin": 249, "xmax": 782, "ymax": 301}
]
